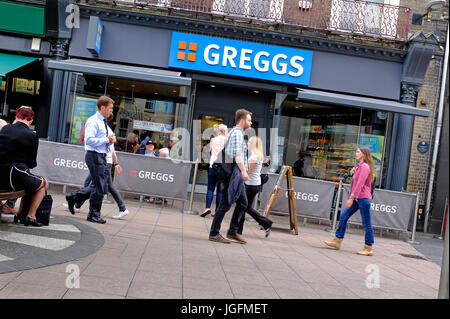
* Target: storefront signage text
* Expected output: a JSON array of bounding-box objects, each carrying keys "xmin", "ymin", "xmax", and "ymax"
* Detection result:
[{"xmin": 169, "ymin": 32, "xmax": 313, "ymax": 86}]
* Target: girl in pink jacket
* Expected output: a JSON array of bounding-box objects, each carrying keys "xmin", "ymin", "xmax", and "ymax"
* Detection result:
[{"xmin": 325, "ymin": 146, "xmax": 375, "ymax": 256}]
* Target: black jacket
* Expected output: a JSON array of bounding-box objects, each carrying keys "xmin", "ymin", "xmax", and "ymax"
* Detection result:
[
  {"xmin": 0, "ymin": 122, "xmax": 39, "ymax": 169},
  {"xmin": 227, "ymin": 164, "xmax": 244, "ymax": 205}
]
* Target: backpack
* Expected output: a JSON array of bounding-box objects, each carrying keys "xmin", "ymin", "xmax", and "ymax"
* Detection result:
[{"xmin": 212, "ymin": 127, "xmax": 239, "ymax": 182}]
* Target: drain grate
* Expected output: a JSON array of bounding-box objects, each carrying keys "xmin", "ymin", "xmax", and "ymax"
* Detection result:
[{"xmin": 399, "ymin": 253, "xmax": 427, "ymax": 260}]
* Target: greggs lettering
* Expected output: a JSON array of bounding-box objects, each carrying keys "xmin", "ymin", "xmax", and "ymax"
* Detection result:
[
  {"xmin": 169, "ymin": 32, "xmax": 313, "ymax": 85},
  {"xmin": 203, "ymin": 45, "xmax": 304, "ymax": 77},
  {"xmin": 52, "ymin": 158, "xmax": 89, "ymax": 170},
  {"xmin": 137, "ymin": 170, "xmax": 175, "ymax": 183},
  {"xmin": 371, "ymin": 203, "xmax": 397, "ymax": 214}
]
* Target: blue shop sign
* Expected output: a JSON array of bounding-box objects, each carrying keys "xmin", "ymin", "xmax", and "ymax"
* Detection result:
[
  {"xmin": 86, "ymin": 16, "xmax": 103, "ymax": 56},
  {"xmin": 168, "ymin": 32, "xmax": 313, "ymax": 86}
]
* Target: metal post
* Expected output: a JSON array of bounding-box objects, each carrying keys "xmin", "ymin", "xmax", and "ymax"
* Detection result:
[
  {"xmin": 408, "ymin": 192, "xmax": 421, "ymax": 244},
  {"xmin": 437, "ymin": 198, "xmax": 449, "ymax": 240},
  {"xmin": 438, "ymin": 205, "xmax": 449, "ymax": 299},
  {"xmin": 63, "ymin": 185, "xmax": 67, "ymax": 195},
  {"xmin": 327, "ymin": 180, "xmax": 342, "ymax": 233},
  {"xmin": 183, "ymin": 160, "xmax": 199, "ymax": 215}
]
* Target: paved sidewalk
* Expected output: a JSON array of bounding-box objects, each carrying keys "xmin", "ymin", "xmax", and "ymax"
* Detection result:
[{"xmin": 0, "ymin": 192, "xmax": 443, "ymax": 299}]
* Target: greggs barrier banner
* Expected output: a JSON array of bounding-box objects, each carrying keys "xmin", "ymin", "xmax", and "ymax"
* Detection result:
[
  {"xmin": 341, "ymin": 184, "xmax": 417, "ymax": 231},
  {"xmin": 32, "ymin": 141, "xmax": 193, "ymax": 201},
  {"xmin": 113, "ymin": 152, "xmax": 192, "ymax": 201},
  {"xmin": 259, "ymin": 173, "xmax": 337, "ymax": 220},
  {"xmin": 32, "ymin": 140, "xmax": 90, "ymax": 187}
]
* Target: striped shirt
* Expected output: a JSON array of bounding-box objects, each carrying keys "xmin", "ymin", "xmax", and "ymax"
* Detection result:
[{"xmin": 224, "ymin": 126, "xmax": 248, "ymax": 171}]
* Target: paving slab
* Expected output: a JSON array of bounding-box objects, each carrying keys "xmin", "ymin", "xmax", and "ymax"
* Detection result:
[{"xmin": 0, "ymin": 192, "xmax": 444, "ymax": 299}]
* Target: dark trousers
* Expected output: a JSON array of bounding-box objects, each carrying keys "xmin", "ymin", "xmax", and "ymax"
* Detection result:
[
  {"xmin": 238, "ymin": 184, "xmax": 273, "ymax": 234},
  {"xmin": 209, "ymin": 181, "xmax": 248, "ymax": 237},
  {"xmin": 70, "ymin": 164, "xmax": 126, "ymax": 212},
  {"xmin": 85, "ymin": 151, "xmax": 107, "ymax": 219}
]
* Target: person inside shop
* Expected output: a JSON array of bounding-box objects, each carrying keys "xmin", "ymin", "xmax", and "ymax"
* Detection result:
[
  {"xmin": 138, "ymin": 139, "xmax": 158, "ymax": 157},
  {"xmin": 138, "ymin": 131, "xmax": 153, "ymax": 152},
  {"xmin": 237, "ymin": 136, "xmax": 273, "ymax": 237},
  {"xmin": 0, "ymin": 106, "xmax": 48, "ymax": 227},
  {"xmin": 324, "ymin": 146, "xmax": 375, "ymax": 256},
  {"xmin": 201, "ymin": 124, "xmax": 227, "ymax": 218},
  {"xmin": 168, "ymin": 135, "xmax": 183, "ymax": 160},
  {"xmin": 122, "ymin": 132, "xmax": 139, "ymax": 153},
  {"xmin": 292, "ymin": 152, "xmax": 306, "ymax": 177},
  {"xmin": 139, "ymin": 140, "xmax": 159, "ymax": 203}
]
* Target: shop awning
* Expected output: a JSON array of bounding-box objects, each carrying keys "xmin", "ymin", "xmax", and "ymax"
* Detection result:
[
  {"xmin": 0, "ymin": 53, "xmax": 38, "ymax": 77},
  {"xmin": 48, "ymin": 59, "xmax": 191, "ymax": 87},
  {"xmin": 297, "ymin": 88, "xmax": 429, "ymax": 117}
]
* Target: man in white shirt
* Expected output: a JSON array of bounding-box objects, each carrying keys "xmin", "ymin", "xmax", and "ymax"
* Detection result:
[{"xmin": 79, "ymin": 96, "xmax": 115, "ymax": 224}]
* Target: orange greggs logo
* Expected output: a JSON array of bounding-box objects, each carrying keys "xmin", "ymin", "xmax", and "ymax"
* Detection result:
[
  {"xmin": 130, "ymin": 170, "xmax": 138, "ymax": 177},
  {"xmin": 177, "ymin": 41, "xmax": 197, "ymax": 62},
  {"xmin": 44, "ymin": 157, "xmax": 53, "ymax": 165}
]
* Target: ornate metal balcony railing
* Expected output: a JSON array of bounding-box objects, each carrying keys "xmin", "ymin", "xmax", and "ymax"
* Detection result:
[{"xmin": 94, "ymin": 0, "xmax": 410, "ymax": 42}]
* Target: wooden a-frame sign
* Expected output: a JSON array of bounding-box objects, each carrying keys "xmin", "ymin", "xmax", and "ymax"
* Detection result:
[{"xmin": 262, "ymin": 165, "xmax": 298, "ymax": 235}]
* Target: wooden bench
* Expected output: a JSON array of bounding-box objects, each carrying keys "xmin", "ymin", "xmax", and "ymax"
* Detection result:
[{"xmin": 0, "ymin": 190, "xmax": 25, "ymax": 219}]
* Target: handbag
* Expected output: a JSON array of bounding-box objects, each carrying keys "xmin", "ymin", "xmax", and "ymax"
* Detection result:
[
  {"xmin": 36, "ymin": 191, "xmax": 53, "ymax": 226},
  {"xmin": 260, "ymin": 173, "xmax": 269, "ymax": 185},
  {"xmin": 212, "ymin": 128, "xmax": 238, "ymax": 182}
]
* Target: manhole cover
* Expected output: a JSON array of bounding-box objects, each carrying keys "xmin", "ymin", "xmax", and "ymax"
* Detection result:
[{"xmin": 399, "ymin": 253, "xmax": 427, "ymax": 260}]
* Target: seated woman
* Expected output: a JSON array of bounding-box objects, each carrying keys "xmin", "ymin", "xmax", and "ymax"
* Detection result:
[{"xmin": 0, "ymin": 106, "xmax": 48, "ymax": 227}]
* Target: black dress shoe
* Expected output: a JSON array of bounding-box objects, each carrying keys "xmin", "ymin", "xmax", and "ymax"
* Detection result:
[
  {"xmin": 65, "ymin": 195, "xmax": 76, "ymax": 215},
  {"xmin": 87, "ymin": 216, "xmax": 106, "ymax": 224},
  {"xmin": 24, "ymin": 217, "xmax": 42, "ymax": 227},
  {"xmin": 200, "ymin": 209, "xmax": 211, "ymax": 218},
  {"xmin": 13, "ymin": 214, "xmax": 21, "ymax": 224}
]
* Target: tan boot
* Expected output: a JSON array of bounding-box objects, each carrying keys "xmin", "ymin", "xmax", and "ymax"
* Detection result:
[
  {"xmin": 324, "ymin": 237, "xmax": 343, "ymax": 250},
  {"xmin": 357, "ymin": 245, "xmax": 373, "ymax": 256}
]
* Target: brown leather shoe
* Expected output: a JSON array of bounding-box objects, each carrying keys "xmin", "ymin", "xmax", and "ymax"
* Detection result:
[
  {"xmin": 209, "ymin": 234, "xmax": 231, "ymax": 244},
  {"xmin": 226, "ymin": 233, "xmax": 247, "ymax": 244}
]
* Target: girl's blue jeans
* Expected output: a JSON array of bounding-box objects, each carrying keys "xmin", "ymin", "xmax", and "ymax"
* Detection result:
[{"xmin": 336, "ymin": 198, "xmax": 374, "ymax": 246}]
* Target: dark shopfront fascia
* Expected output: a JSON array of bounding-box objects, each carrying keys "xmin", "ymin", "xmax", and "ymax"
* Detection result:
[{"xmin": 50, "ymin": 13, "xmax": 433, "ymax": 192}]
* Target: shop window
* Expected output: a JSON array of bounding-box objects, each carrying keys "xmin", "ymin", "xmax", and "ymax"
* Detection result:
[
  {"xmin": 66, "ymin": 73, "xmax": 190, "ymax": 160},
  {"xmin": 273, "ymin": 96, "xmax": 389, "ymax": 187}
]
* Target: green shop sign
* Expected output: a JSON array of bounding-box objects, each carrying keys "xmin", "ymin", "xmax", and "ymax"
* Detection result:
[{"xmin": 0, "ymin": 0, "xmax": 45, "ymax": 37}]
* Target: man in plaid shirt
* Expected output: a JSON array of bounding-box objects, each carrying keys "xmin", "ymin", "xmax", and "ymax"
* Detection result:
[{"xmin": 209, "ymin": 109, "xmax": 252, "ymax": 244}]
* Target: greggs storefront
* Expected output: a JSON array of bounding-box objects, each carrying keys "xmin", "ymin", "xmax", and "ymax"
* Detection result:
[{"xmin": 47, "ymin": 12, "xmax": 431, "ymax": 193}]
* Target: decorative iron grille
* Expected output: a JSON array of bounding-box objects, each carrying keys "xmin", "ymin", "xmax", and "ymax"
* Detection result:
[{"xmin": 94, "ymin": 0, "xmax": 410, "ymax": 41}]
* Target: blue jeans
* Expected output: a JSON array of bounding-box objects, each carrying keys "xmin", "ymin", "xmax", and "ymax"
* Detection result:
[
  {"xmin": 336, "ymin": 198, "xmax": 374, "ymax": 246},
  {"xmin": 205, "ymin": 168, "xmax": 222, "ymax": 211}
]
